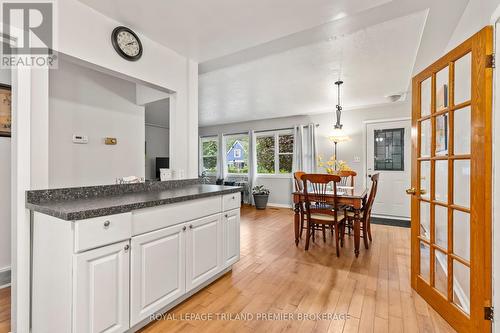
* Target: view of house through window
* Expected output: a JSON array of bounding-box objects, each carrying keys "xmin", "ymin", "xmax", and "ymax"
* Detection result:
[
  {"xmin": 200, "ymin": 136, "xmax": 218, "ymax": 174},
  {"xmin": 225, "ymin": 134, "xmax": 249, "ymax": 174},
  {"xmin": 257, "ymin": 131, "xmax": 293, "ymax": 174}
]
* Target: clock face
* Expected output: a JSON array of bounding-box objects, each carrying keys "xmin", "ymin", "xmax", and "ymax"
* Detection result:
[{"xmin": 112, "ymin": 27, "xmax": 143, "ymax": 61}]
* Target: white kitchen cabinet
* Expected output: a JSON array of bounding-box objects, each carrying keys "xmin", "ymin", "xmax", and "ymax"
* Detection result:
[
  {"xmin": 73, "ymin": 241, "xmax": 130, "ymax": 333},
  {"xmin": 223, "ymin": 209, "xmax": 240, "ymax": 268},
  {"xmin": 186, "ymin": 214, "xmax": 223, "ymax": 292},
  {"xmin": 32, "ymin": 192, "xmax": 241, "ymax": 333},
  {"xmin": 130, "ymin": 223, "xmax": 186, "ymax": 326}
]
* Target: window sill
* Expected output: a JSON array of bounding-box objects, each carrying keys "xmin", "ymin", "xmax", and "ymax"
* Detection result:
[{"xmin": 256, "ymin": 174, "xmax": 292, "ymax": 179}]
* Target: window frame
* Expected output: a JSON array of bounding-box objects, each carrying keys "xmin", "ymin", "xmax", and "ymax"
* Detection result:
[
  {"xmin": 256, "ymin": 129, "xmax": 294, "ymax": 177},
  {"xmin": 199, "ymin": 135, "xmax": 218, "ymax": 176}
]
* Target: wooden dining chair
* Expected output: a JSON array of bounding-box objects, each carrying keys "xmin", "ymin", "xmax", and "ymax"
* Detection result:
[
  {"xmin": 301, "ymin": 174, "xmax": 346, "ymax": 256},
  {"xmin": 343, "ymin": 173, "xmax": 380, "ymax": 249},
  {"xmin": 336, "ymin": 170, "xmax": 357, "ymax": 187},
  {"xmin": 293, "ymin": 171, "xmax": 307, "ymax": 238}
]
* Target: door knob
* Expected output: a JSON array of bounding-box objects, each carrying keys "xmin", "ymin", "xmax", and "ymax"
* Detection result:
[{"xmin": 406, "ymin": 188, "xmax": 417, "ymax": 195}]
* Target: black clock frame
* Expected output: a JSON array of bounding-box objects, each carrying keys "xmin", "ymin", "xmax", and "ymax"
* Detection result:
[{"xmin": 111, "ymin": 26, "xmax": 143, "ymax": 61}]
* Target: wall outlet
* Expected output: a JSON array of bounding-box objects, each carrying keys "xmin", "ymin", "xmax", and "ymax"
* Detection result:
[
  {"xmin": 353, "ymin": 156, "xmax": 361, "ymax": 163},
  {"xmin": 72, "ymin": 135, "xmax": 88, "ymax": 144}
]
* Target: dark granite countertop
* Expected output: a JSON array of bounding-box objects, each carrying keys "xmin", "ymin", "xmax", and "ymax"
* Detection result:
[{"xmin": 26, "ymin": 184, "xmax": 243, "ymax": 221}]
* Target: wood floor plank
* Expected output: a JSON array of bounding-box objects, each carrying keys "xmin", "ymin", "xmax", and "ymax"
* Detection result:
[{"xmin": 0, "ymin": 206, "xmax": 457, "ymax": 333}]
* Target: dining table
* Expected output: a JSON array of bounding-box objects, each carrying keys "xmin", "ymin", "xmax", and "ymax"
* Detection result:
[{"xmin": 292, "ymin": 185, "xmax": 368, "ymax": 257}]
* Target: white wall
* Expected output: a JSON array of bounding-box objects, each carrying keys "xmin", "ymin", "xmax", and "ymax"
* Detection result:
[
  {"xmin": 145, "ymin": 127, "xmax": 169, "ymax": 180},
  {"xmin": 200, "ymin": 102, "xmax": 410, "ymax": 206},
  {"xmin": 0, "ymin": 68, "xmax": 11, "ymax": 273},
  {"xmin": 145, "ymin": 98, "xmax": 170, "ymax": 180},
  {"xmin": 25, "ymin": 0, "xmax": 199, "ymax": 185},
  {"xmin": 49, "ymin": 60, "xmax": 145, "ymax": 187}
]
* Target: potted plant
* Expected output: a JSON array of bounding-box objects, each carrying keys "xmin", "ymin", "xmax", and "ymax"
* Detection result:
[{"xmin": 252, "ymin": 185, "xmax": 270, "ymax": 210}]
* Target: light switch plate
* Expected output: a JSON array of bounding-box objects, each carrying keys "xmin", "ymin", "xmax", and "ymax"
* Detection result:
[{"xmin": 72, "ymin": 135, "xmax": 88, "ymax": 144}]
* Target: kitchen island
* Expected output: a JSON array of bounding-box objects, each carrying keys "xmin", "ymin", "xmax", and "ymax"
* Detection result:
[{"xmin": 26, "ymin": 179, "xmax": 242, "ymax": 333}]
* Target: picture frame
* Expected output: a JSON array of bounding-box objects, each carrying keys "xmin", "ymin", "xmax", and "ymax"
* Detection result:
[
  {"xmin": 0, "ymin": 84, "xmax": 12, "ymax": 138},
  {"xmin": 436, "ymin": 113, "xmax": 448, "ymax": 154}
]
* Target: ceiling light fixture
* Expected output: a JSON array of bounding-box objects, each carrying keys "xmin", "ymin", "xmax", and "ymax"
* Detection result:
[{"xmin": 334, "ymin": 80, "xmax": 344, "ymax": 129}]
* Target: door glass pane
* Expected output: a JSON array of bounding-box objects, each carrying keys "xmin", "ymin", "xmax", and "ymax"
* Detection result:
[
  {"xmin": 420, "ymin": 161, "xmax": 430, "ymax": 200},
  {"xmin": 454, "ymin": 160, "xmax": 470, "ymax": 208},
  {"xmin": 435, "ymin": 160, "xmax": 448, "ymax": 203},
  {"xmin": 435, "ymin": 114, "xmax": 449, "ymax": 156},
  {"xmin": 454, "ymin": 106, "xmax": 471, "ymax": 155},
  {"xmin": 421, "ymin": 77, "xmax": 432, "ymax": 117},
  {"xmin": 374, "ymin": 128, "xmax": 404, "ymax": 171},
  {"xmin": 434, "ymin": 250, "xmax": 448, "ymax": 297},
  {"xmin": 453, "ymin": 260, "xmax": 470, "ymax": 315},
  {"xmin": 420, "ymin": 120, "xmax": 431, "ymax": 157},
  {"xmin": 420, "ymin": 201, "xmax": 430, "ymax": 240},
  {"xmin": 436, "ymin": 67, "xmax": 449, "ymax": 111},
  {"xmin": 453, "ymin": 210, "xmax": 470, "ymax": 262},
  {"xmin": 420, "ymin": 242, "xmax": 430, "ymax": 283},
  {"xmin": 435, "ymin": 205, "xmax": 448, "ymax": 249},
  {"xmin": 454, "ymin": 53, "xmax": 472, "ymax": 105}
]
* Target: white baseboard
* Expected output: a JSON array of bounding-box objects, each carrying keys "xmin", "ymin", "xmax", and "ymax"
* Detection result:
[
  {"xmin": 267, "ymin": 203, "xmax": 292, "ymax": 209},
  {"xmin": 0, "ymin": 266, "xmax": 11, "ymax": 288}
]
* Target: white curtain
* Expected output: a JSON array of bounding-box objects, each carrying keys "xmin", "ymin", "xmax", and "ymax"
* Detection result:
[
  {"xmin": 217, "ymin": 133, "xmax": 227, "ymax": 181},
  {"xmin": 292, "ymin": 123, "xmax": 317, "ymax": 175},
  {"xmin": 248, "ymin": 130, "xmax": 257, "ymax": 205}
]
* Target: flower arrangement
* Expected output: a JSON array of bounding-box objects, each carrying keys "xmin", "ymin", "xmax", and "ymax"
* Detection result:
[{"xmin": 317, "ymin": 155, "xmax": 353, "ymax": 174}]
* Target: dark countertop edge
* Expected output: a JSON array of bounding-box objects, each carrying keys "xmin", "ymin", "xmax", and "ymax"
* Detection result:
[{"xmin": 27, "ymin": 187, "xmax": 243, "ymax": 221}]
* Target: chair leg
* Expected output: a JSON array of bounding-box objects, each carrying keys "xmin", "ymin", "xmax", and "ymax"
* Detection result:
[
  {"xmin": 305, "ymin": 221, "xmax": 311, "ymax": 251},
  {"xmin": 362, "ymin": 223, "xmax": 369, "ymax": 250},
  {"xmin": 299, "ymin": 214, "xmax": 304, "ymax": 239},
  {"xmin": 367, "ymin": 217, "xmax": 373, "ymax": 242},
  {"xmin": 322, "ymin": 225, "xmax": 326, "ymax": 242},
  {"xmin": 334, "ymin": 223, "xmax": 340, "ymax": 257},
  {"xmin": 340, "ymin": 221, "xmax": 345, "ymax": 247}
]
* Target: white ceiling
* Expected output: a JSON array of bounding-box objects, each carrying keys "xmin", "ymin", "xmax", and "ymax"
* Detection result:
[
  {"xmin": 77, "ymin": 0, "xmax": 391, "ymax": 62},
  {"xmin": 77, "ymin": 0, "xmax": 469, "ymax": 126},
  {"xmin": 199, "ymin": 10, "xmax": 428, "ymax": 126}
]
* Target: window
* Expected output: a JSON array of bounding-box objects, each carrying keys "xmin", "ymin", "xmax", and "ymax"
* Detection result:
[
  {"xmin": 374, "ymin": 128, "xmax": 404, "ymax": 171},
  {"xmin": 257, "ymin": 131, "xmax": 294, "ymax": 175},
  {"xmin": 225, "ymin": 134, "xmax": 249, "ymax": 174},
  {"xmin": 200, "ymin": 136, "xmax": 218, "ymax": 174}
]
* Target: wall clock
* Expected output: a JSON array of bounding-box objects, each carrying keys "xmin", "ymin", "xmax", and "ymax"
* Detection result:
[{"xmin": 111, "ymin": 26, "xmax": 143, "ymax": 61}]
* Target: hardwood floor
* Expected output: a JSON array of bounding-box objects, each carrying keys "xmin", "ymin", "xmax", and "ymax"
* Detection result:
[
  {"xmin": 0, "ymin": 286, "xmax": 10, "ymax": 333},
  {"xmin": 0, "ymin": 206, "xmax": 456, "ymax": 333},
  {"xmin": 140, "ymin": 206, "xmax": 456, "ymax": 333}
]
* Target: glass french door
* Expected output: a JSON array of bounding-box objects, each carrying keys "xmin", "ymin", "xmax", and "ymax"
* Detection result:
[{"xmin": 410, "ymin": 26, "xmax": 493, "ymax": 332}]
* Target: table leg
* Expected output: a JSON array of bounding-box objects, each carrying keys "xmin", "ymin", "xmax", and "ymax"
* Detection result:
[
  {"xmin": 353, "ymin": 208, "xmax": 361, "ymax": 257},
  {"xmin": 294, "ymin": 203, "xmax": 300, "ymax": 246}
]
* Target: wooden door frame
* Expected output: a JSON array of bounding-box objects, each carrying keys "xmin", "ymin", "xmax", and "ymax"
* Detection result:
[{"xmin": 411, "ymin": 26, "xmax": 493, "ymax": 332}]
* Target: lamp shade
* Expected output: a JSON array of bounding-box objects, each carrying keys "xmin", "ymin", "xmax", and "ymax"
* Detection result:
[{"xmin": 329, "ymin": 135, "xmax": 351, "ymax": 143}]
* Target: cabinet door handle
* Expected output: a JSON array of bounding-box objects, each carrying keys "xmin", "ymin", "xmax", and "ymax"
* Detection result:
[
  {"xmin": 183, "ymin": 226, "xmax": 187, "ymax": 231},
  {"xmin": 225, "ymin": 214, "xmax": 228, "ymax": 218},
  {"xmin": 103, "ymin": 220, "xmax": 111, "ymax": 228},
  {"xmin": 232, "ymin": 196, "xmax": 235, "ymax": 200},
  {"xmin": 189, "ymin": 224, "xmax": 193, "ymax": 229},
  {"xmin": 124, "ymin": 244, "xmax": 130, "ymax": 252}
]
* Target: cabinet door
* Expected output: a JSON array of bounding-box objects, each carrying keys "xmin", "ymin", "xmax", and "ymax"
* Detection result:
[
  {"xmin": 223, "ymin": 209, "xmax": 240, "ymax": 268},
  {"xmin": 186, "ymin": 214, "xmax": 222, "ymax": 292},
  {"xmin": 73, "ymin": 241, "xmax": 130, "ymax": 333},
  {"xmin": 130, "ymin": 224, "xmax": 186, "ymax": 326}
]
